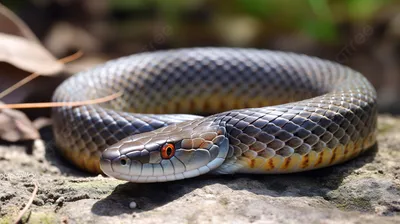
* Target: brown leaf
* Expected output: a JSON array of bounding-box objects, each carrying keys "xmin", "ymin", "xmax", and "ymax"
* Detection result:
[
  {"xmin": 0, "ymin": 3, "xmax": 39, "ymax": 41},
  {"xmin": 0, "ymin": 3, "xmax": 64, "ymax": 75},
  {"xmin": 0, "ymin": 102, "xmax": 40, "ymax": 142},
  {"xmin": 0, "ymin": 33, "xmax": 64, "ymax": 75}
]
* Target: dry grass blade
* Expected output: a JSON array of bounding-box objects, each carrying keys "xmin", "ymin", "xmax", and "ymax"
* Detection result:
[
  {"xmin": 14, "ymin": 182, "xmax": 38, "ymax": 224},
  {"xmin": 0, "ymin": 72, "xmax": 40, "ymax": 100},
  {"xmin": 0, "ymin": 92, "xmax": 123, "ymax": 109},
  {"xmin": 0, "ymin": 51, "xmax": 83, "ymax": 100}
]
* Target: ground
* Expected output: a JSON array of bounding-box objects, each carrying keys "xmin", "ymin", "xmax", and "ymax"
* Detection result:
[{"xmin": 0, "ymin": 115, "xmax": 399, "ymax": 224}]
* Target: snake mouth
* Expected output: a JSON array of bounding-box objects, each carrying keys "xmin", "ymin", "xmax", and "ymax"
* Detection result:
[
  {"xmin": 99, "ymin": 154, "xmax": 213, "ymax": 183},
  {"xmin": 99, "ymin": 152, "xmax": 226, "ymax": 183},
  {"xmin": 99, "ymin": 146, "xmax": 205, "ymax": 183}
]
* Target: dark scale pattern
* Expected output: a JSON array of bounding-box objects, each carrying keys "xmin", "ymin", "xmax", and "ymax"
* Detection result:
[{"xmin": 52, "ymin": 48, "xmax": 377, "ymax": 174}]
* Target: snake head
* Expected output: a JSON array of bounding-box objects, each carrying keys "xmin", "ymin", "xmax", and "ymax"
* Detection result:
[{"xmin": 100, "ymin": 119, "xmax": 229, "ymax": 183}]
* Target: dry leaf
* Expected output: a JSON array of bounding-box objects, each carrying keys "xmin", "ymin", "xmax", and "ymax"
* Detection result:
[
  {"xmin": 0, "ymin": 3, "xmax": 63, "ymax": 75},
  {"xmin": 0, "ymin": 102, "xmax": 40, "ymax": 142},
  {"xmin": 0, "ymin": 33, "xmax": 64, "ymax": 75},
  {"xmin": 0, "ymin": 3, "xmax": 39, "ymax": 42}
]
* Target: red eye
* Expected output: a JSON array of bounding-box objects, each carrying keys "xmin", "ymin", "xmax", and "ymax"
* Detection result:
[{"xmin": 161, "ymin": 143, "xmax": 175, "ymax": 159}]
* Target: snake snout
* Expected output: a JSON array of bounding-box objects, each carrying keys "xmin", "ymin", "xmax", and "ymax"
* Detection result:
[
  {"xmin": 100, "ymin": 140, "xmax": 150, "ymax": 180},
  {"xmin": 99, "ymin": 145, "xmax": 130, "ymax": 178}
]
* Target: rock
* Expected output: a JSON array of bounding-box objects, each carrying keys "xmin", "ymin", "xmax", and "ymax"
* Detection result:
[{"xmin": 0, "ymin": 115, "xmax": 399, "ymax": 223}]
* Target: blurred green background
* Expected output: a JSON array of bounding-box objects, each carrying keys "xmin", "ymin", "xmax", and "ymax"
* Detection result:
[{"xmin": 3, "ymin": 0, "xmax": 400, "ymax": 113}]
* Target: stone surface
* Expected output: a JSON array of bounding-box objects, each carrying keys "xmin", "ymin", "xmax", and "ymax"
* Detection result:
[{"xmin": 0, "ymin": 115, "xmax": 399, "ymax": 223}]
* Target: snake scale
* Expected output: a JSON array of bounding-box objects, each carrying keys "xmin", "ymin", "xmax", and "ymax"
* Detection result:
[{"xmin": 52, "ymin": 48, "xmax": 377, "ymax": 183}]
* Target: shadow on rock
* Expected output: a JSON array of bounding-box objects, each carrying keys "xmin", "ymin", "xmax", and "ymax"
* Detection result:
[
  {"xmin": 91, "ymin": 144, "xmax": 378, "ymax": 216},
  {"xmin": 91, "ymin": 179, "xmax": 192, "ymax": 216}
]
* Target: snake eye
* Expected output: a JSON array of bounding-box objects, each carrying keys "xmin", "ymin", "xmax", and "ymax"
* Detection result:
[{"xmin": 161, "ymin": 143, "xmax": 175, "ymax": 159}]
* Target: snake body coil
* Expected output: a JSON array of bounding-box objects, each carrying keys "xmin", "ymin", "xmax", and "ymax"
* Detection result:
[{"xmin": 52, "ymin": 48, "xmax": 377, "ymax": 183}]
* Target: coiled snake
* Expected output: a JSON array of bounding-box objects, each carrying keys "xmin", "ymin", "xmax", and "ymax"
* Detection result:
[{"xmin": 52, "ymin": 48, "xmax": 377, "ymax": 183}]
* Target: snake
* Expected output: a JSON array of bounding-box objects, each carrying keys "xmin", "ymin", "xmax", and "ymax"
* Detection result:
[{"xmin": 52, "ymin": 48, "xmax": 377, "ymax": 183}]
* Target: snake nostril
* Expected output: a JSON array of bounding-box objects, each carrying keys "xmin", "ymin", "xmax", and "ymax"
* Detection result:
[{"xmin": 120, "ymin": 158, "xmax": 127, "ymax": 166}]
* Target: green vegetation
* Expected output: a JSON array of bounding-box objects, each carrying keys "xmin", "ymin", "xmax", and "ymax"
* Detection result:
[{"xmin": 106, "ymin": 0, "xmax": 395, "ymax": 43}]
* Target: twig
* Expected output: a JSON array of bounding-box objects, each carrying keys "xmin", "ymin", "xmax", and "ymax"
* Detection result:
[
  {"xmin": 58, "ymin": 51, "xmax": 83, "ymax": 64},
  {"xmin": 14, "ymin": 182, "xmax": 38, "ymax": 224},
  {"xmin": 0, "ymin": 91, "xmax": 122, "ymax": 109},
  {"xmin": 0, "ymin": 51, "xmax": 83, "ymax": 100},
  {"xmin": 0, "ymin": 72, "xmax": 40, "ymax": 99}
]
